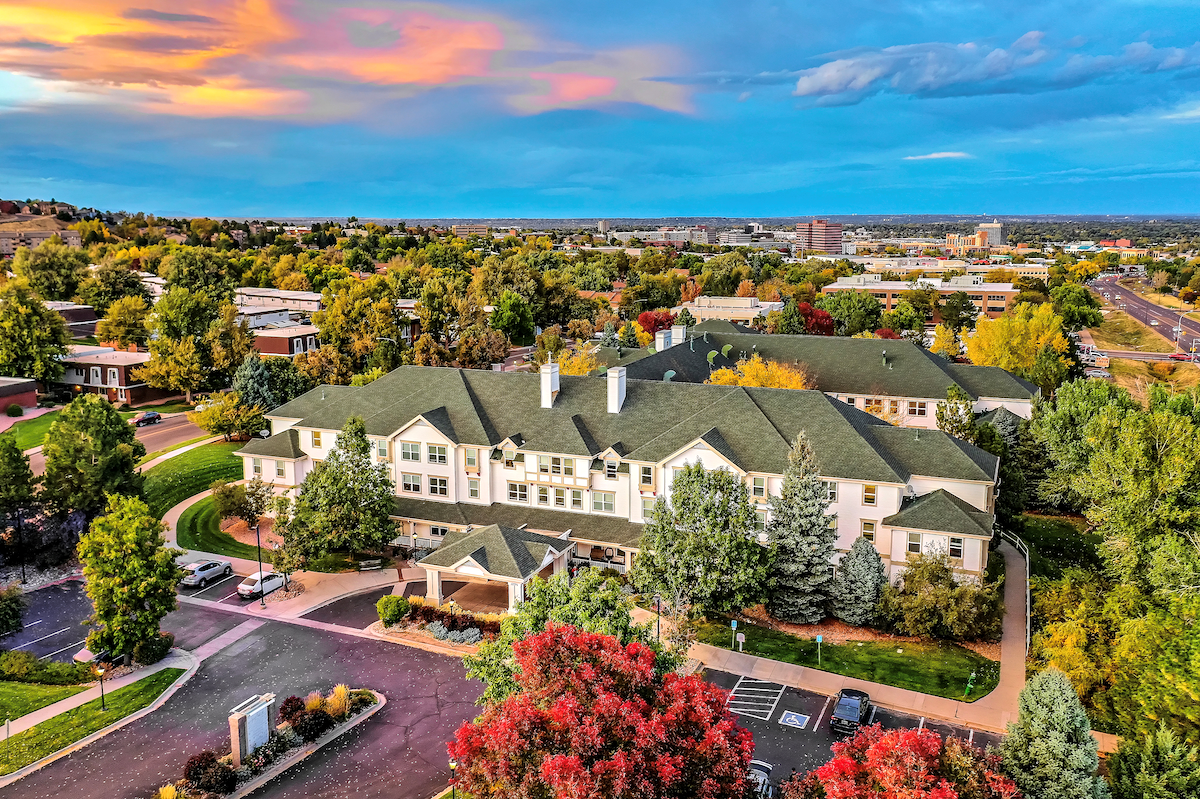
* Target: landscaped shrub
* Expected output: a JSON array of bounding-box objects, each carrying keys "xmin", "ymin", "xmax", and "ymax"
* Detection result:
[
  {"xmin": 877, "ymin": 553, "xmax": 1005, "ymax": 642},
  {"xmin": 427, "ymin": 620, "xmax": 449, "ymax": 640},
  {"xmin": 276, "ymin": 723, "xmax": 303, "ymax": 748},
  {"xmin": 325, "ymin": 684, "xmax": 350, "ymax": 719},
  {"xmin": 197, "ymin": 761, "xmax": 237, "ymax": 794},
  {"xmin": 278, "ymin": 695, "xmax": 305, "ymax": 724},
  {"xmin": 376, "ymin": 595, "xmax": 410, "ymax": 626},
  {"xmin": 183, "ymin": 750, "xmax": 219, "ymax": 784},
  {"xmin": 6, "ymin": 403, "xmax": 23, "ymax": 417},
  {"xmin": 292, "ymin": 708, "xmax": 335, "ymax": 742},
  {"xmin": 133, "ymin": 631, "xmax": 175, "ymax": 665},
  {"xmin": 348, "ymin": 689, "xmax": 376, "ymax": 715},
  {"xmin": 446, "ymin": 627, "xmax": 483, "ymax": 645},
  {"xmin": 0, "ymin": 649, "xmax": 90, "ymax": 684},
  {"xmin": 0, "ymin": 582, "xmax": 27, "ymax": 635},
  {"xmin": 304, "ymin": 690, "xmax": 323, "ymax": 712}
]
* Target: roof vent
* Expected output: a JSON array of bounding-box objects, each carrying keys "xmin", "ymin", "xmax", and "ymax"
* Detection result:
[
  {"xmin": 707, "ymin": 350, "xmax": 718, "ymax": 364},
  {"xmin": 703, "ymin": 331, "xmax": 708, "ymax": 342},
  {"xmin": 321, "ymin": 389, "xmax": 326, "ymax": 400},
  {"xmin": 663, "ymin": 370, "xmax": 676, "ymax": 383},
  {"xmin": 689, "ymin": 336, "xmax": 694, "ymax": 352},
  {"xmin": 721, "ymin": 344, "xmax": 733, "ymax": 357}
]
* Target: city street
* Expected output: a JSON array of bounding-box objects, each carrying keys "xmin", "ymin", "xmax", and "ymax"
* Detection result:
[
  {"xmin": 27, "ymin": 413, "xmax": 205, "ymax": 475},
  {"xmin": 1091, "ymin": 275, "xmax": 1200, "ymax": 354}
]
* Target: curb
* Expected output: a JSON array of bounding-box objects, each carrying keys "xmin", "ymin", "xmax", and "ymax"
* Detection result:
[
  {"xmin": 0, "ymin": 650, "xmax": 200, "ymax": 787},
  {"xmin": 364, "ymin": 621, "xmax": 476, "ymax": 659},
  {"xmin": 287, "ymin": 582, "xmax": 400, "ymax": 621},
  {"xmin": 227, "ymin": 691, "xmax": 386, "ymax": 799},
  {"xmin": 16, "ymin": 572, "xmax": 83, "ymax": 594}
]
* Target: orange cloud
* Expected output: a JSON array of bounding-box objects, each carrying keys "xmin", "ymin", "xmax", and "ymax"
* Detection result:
[{"xmin": 0, "ymin": 0, "xmax": 689, "ymax": 117}]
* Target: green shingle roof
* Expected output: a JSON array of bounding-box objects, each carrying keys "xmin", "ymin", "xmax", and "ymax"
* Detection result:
[
  {"xmin": 269, "ymin": 365, "xmax": 996, "ymax": 485},
  {"xmin": 883, "ymin": 489, "xmax": 995, "ymax": 538},
  {"xmin": 392, "ymin": 497, "xmax": 645, "ymax": 548},
  {"xmin": 235, "ymin": 428, "xmax": 305, "ymax": 460},
  {"xmin": 417, "ymin": 523, "xmax": 572, "ymax": 580}
]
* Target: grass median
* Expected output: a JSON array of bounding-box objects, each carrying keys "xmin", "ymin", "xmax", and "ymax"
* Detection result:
[
  {"xmin": 0, "ymin": 682, "xmax": 89, "ymax": 721},
  {"xmin": 0, "ymin": 668, "xmax": 184, "ymax": 776},
  {"xmin": 694, "ymin": 617, "xmax": 999, "ymax": 701},
  {"xmin": 176, "ymin": 496, "xmax": 271, "ymax": 562},
  {"xmin": 143, "ymin": 441, "xmax": 243, "ymax": 518},
  {"xmin": 1088, "ymin": 311, "xmax": 1174, "ymax": 352}
]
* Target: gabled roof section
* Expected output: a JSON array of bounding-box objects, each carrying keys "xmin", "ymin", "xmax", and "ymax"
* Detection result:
[
  {"xmin": 865, "ymin": 426, "xmax": 998, "ymax": 483},
  {"xmin": 269, "ymin": 385, "xmax": 357, "ymax": 420},
  {"xmin": 235, "ymin": 428, "xmax": 304, "ymax": 460},
  {"xmin": 392, "ymin": 497, "xmax": 644, "ymax": 549},
  {"xmin": 416, "ymin": 406, "xmax": 458, "ymax": 444},
  {"xmin": 941, "ymin": 363, "xmax": 1038, "ymax": 401},
  {"xmin": 417, "ymin": 523, "xmax": 571, "ymax": 580},
  {"xmin": 883, "ymin": 489, "xmax": 995, "ymax": 538}
]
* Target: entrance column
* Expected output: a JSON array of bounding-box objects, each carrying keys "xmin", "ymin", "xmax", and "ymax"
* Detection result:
[
  {"xmin": 507, "ymin": 581, "xmax": 525, "ymax": 613},
  {"xmin": 427, "ymin": 570, "xmax": 442, "ymax": 606}
]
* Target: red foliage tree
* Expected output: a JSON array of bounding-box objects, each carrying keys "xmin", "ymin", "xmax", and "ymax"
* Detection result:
[
  {"xmin": 637, "ymin": 310, "xmax": 677, "ymax": 335},
  {"xmin": 875, "ymin": 328, "xmax": 903, "ymax": 339},
  {"xmin": 781, "ymin": 724, "xmax": 1020, "ymax": 799},
  {"xmin": 797, "ymin": 302, "xmax": 835, "ymax": 336},
  {"xmin": 449, "ymin": 624, "xmax": 755, "ymax": 799}
]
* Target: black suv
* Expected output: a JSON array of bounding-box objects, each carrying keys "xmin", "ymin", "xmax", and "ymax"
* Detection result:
[
  {"xmin": 133, "ymin": 411, "xmax": 162, "ymax": 427},
  {"xmin": 829, "ymin": 689, "xmax": 872, "ymax": 735}
]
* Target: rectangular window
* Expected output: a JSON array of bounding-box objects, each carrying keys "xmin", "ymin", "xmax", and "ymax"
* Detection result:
[
  {"xmin": 428, "ymin": 445, "xmax": 447, "ymax": 465},
  {"xmin": 503, "ymin": 449, "xmax": 516, "ymax": 468},
  {"xmin": 508, "ymin": 482, "xmax": 527, "ymax": 503},
  {"xmin": 465, "ymin": 448, "xmax": 478, "ymax": 468},
  {"xmin": 117, "ymin": 388, "xmax": 126, "ymax": 401},
  {"xmin": 275, "ymin": 461, "xmax": 285, "ymax": 478},
  {"xmin": 430, "ymin": 526, "xmax": 448, "ymax": 537},
  {"xmin": 752, "ymin": 476, "xmax": 766, "ymax": 498},
  {"xmin": 908, "ymin": 401, "xmax": 927, "ymax": 417},
  {"xmin": 563, "ymin": 458, "xmax": 574, "ymax": 477},
  {"xmin": 642, "ymin": 497, "xmax": 656, "ymax": 518},
  {"xmin": 949, "ymin": 537, "xmax": 964, "ymax": 559},
  {"xmin": 889, "ymin": 399, "xmax": 900, "ymax": 415},
  {"xmin": 593, "ymin": 491, "xmax": 615, "ymax": 513},
  {"xmin": 376, "ymin": 439, "xmax": 387, "ymax": 458},
  {"xmin": 571, "ymin": 489, "xmax": 583, "ymax": 509},
  {"xmin": 555, "ymin": 488, "xmax": 566, "ymax": 507},
  {"xmin": 537, "ymin": 485, "xmax": 549, "ymax": 505},
  {"xmin": 307, "ymin": 335, "xmax": 316, "ymax": 350},
  {"xmin": 640, "ymin": 465, "xmax": 653, "ymax": 486},
  {"xmin": 844, "ymin": 396, "xmax": 856, "ymax": 405},
  {"xmin": 864, "ymin": 398, "xmax": 883, "ymax": 411},
  {"xmin": 755, "ymin": 509, "xmax": 768, "ymax": 531},
  {"xmin": 107, "ymin": 367, "xmax": 119, "ymax": 385},
  {"xmin": 551, "ymin": 456, "xmax": 563, "ymax": 475},
  {"xmin": 90, "ymin": 367, "xmax": 100, "ymax": 384},
  {"xmin": 822, "ymin": 481, "xmax": 838, "ymax": 502},
  {"xmin": 908, "ymin": 532, "xmax": 923, "ymax": 554},
  {"xmin": 400, "ymin": 441, "xmax": 420, "ymax": 461},
  {"xmin": 538, "ymin": 455, "xmax": 550, "ymax": 474},
  {"xmin": 861, "ymin": 521, "xmax": 876, "ymax": 542},
  {"xmin": 252, "ymin": 458, "xmax": 262, "ymax": 475},
  {"xmin": 863, "ymin": 485, "xmax": 877, "ymax": 506},
  {"xmin": 312, "ymin": 431, "xmax": 322, "ymax": 448},
  {"xmin": 430, "ymin": 477, "xmax": 448, "ymax": 496},
  {"xmin": 402, "ymin": 474, "xmax": 421, "ymax": 493},
  {"xmin": 605, "ymin": 460, "xmax": 618, "ymax": 479},
  {"xmin": 468, "ymin": 478, "xmax": 479, "ymax": 499},
  {"xmin": 672, "ymin": 467, "xmax": 683, "ymax": 482}
]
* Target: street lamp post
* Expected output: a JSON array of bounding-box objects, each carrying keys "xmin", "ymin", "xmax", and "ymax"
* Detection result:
[
  {"xmin": 255, "ymin": 523, "xmax": 266, "ymax": 609},
  {"xmin": 449, "ymin": 758, "xmax": 458, "ymax": 799},
  {"xmin": 97, "ymin": 667, "xmax": 107, "ymax": 711},
  {"xmin": 654, "ymin": 594, "xmax": 662, "ymax": 644}
]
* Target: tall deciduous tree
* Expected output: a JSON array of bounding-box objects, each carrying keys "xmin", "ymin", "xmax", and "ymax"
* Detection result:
[
  {"xmin": 1051, "ymin": 284, "xmax": 1104, "ymax": 332},
  {"xmin": 11, "ymin": 237, "xmax": 88, "ymax": 301},
  {"xmin": 293, "ymin": 345, "xmax": 354, "ymax": 385},
  {"xmin": 491, "ymin": 290, "xmax": 535, "ymax": 345},
  {"xmin": 464, "ymin": 570, "xmax": 674, "ymax": 705},
  {"xmin": 159, "ymin": 246, "xmax": 234, "ymax": 300},
  {"xmin": 940, "ymin": 290, "xmax": 980, "ymax": 332},
  {"xmin": 707, "ymin": 354, "xmax": 810, "ymax": 389},
  {"xmin": 42, "ymin": 394, "xmax": 145, "ymax": 518},
  {"xmin": 633, "ymin": 464, "xmax": 769, "ymax": 613},
  {"xmin": 76, "ymin": 260, "xmax": 150, "ymax": 314},
  {"xmin": 204, "ymin": 301, "xmax": 253, "ymax": 388},
  {"xmin": 450, "ymin": 624, "xmax": 754, "ymax": 799},
  {"xmin": 766, "ymin": 433, "xmax": 834, "ymax": 624},
  {"xmin": 96, "ymin": 295, "xmax": 150, "ymax": 348},
  {"xmin": 0, "ymin": 433, "xmax": 38, "ymax": 577},
  {"xmin": 135, "ymin": 337, "xmax": 206, "ymax": 403},
  {"xmin": 313, "ymin": 274, "xmax": 410, "ymax": 370},
  {"xmin": 830, "ymin": 536, "xmax": 887, "ymax": 627},
  {"xmin": 1001, "ymin": 668, "xmax": 1110, "ymax": 799},
  {"xmin": 0, "ymin": 279, "xmax": 71, "ymax": 381},
  {"xmin": 930, "ymin": 323, "xmax": 961, "ymax": 359},
  {"xmin": 186, "ymin": 392, "xmax": 266, "ymax": 440},
  {"xmin": 1109, "ymin": 723, "xmax": 1200, "ymax": 799},
  {"xmin": 936, "ymin": 385, "xmax": 978, "ymax": 442},
  {"xmin": 78, "ymin": 494, "xmax": 182, "ymax": 657},
  {"xmin": 966, "ymin": 302, "xmax": 1071, "ymax": 375},
  {"xmin": 816, "ymin": 290, "xmax": 883, "ymax": 336}
]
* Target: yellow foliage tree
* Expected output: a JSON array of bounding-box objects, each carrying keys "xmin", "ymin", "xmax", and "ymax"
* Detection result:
[
  {"xmin": 965, "ymin": 302, "xmax": 1070, "ymax": 373},
  {"xmin": 735, "ymin": 279, "xmax": 756, "ymax": 297},
  {"xmin": 706, "ymin": 354, "xmax": 810, "ymax": 389},
  {"xmin": 930, "ymin": 324, "xmax": 960, "ymax": 359},
  {"xmin": 557, "ymin": 345, "xmax": 600, "ymax": 376}
]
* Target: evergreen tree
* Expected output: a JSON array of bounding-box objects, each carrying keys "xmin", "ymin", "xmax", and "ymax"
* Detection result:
[
  {"xmin": 1110, "ymin": 723, "xmax": 1200, "ymax": 799},
  {"xmin": 936, "ymin": 385, "xmax": 978, "ymax": 443},
  {"xmin": 618, "ymin": 321, "xmax": 640, "ymax": 349},
  {"xmin": 766, "ymin": 433, "xmax": 834, "ymax": 624},
  {"xmin": 599, "ymin": 321, "xmax": 619, "ymax": 348},
  {"xmin": 263, "ymin": 356, "xmax": 314, "ymax": 405},
  {"xmin": 776, "ymin": 299, "xmax": 806, "ymax": 335},
  {"xmin": 675, "ymin": 308, "xmax": 697, "ymax": 327},
  {"xmin": 1001, "ymin": 668, "xmax": 1110, "ymax": 799},
  {"xmin": 232, "ymin": 352, "xmax": 277, "ymax": 410},
  {"xmin": 830, "ymin": 536, "xmax": 886, "ymax": 626}
]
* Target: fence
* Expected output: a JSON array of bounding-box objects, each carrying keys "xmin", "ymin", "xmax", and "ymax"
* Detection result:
[{"xmin": 999, "ymin": 530, "xmax": 1032, "ymax": 655}]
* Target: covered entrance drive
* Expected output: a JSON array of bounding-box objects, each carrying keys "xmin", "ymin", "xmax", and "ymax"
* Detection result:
[{"xmin": 417, "ymin": 524, "xmax": 573, "ymax": 614}]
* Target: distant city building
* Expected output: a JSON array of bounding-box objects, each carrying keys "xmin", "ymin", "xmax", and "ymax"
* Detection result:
[
  {"xmin": 612, "ymin": 226, "xmax": 715, "ymax": 246},
  {"xmin": 0, "ymin": 228, "xmax": 82, "ymax": 256},
  {"xmin": 795, "ymin": 220, "xmax": 844, "ymax": 254},
  {"xmin": 672, "ymin": 295, "xmax": 785, "ymax": 324},
  {"xmin": 822, "ymin": 273, "xmax": 1018, "ymax": 320},
  {"xmin": 976, "ymin": 220, "xmax": 1005, "ymax": 248},
  {"xmin": 452, "ymin": 224, "xmax": 490, "ymax": 237},
  {"xmin": 597, "ymin": 220, "xmax": 610, "ymax": 234},
  {"xmin": 718, "ymin": 232, "xmax": 754, "ymax": 246},
  {"xmin": 946, "ymin": 231, "xmax": 990, "ymax": 256}
]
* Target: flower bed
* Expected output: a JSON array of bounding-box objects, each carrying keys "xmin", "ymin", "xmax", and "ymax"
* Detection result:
[
  {"xmin": 375, "ymin": 595, "xmax": 504, "ymax": 646},
  {"xmin": 151, "ymin": 685, "xmax": 378, "ymax": 798}
]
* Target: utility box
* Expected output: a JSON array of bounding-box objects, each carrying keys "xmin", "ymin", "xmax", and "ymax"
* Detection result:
[{"xmin": 229, "ymin": 694, "xmax": 277, "ymax": 768}]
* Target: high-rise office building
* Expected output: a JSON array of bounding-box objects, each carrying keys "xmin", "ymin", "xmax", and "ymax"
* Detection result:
[
  {"xmin": 795, "ymin": 219, "xmax": 844, "ymax": 254},
  {"xmin": 976, "ymin": 219, "xmax": 1004, "ymax": 248},
  {"xmin": 597, "ymin": 220, "xmax": 610, "ymax": 234}
]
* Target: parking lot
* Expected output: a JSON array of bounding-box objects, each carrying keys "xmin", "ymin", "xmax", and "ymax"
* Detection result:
[
  {"xmin": 176, "ymin": 569, "xmax": 257, "ymax": 606},
  {"xmin": 705, "ymin": 670, "xmax": 1003, "ymax": 783},
  {"xmin": 1, "ymin": 579, "xmax": 93, "ymax": 662}
]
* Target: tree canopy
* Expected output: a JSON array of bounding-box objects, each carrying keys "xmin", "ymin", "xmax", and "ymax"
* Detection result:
[{"xmin": 0, "ymin": 279, "xmax": 71, "ymax": 382}]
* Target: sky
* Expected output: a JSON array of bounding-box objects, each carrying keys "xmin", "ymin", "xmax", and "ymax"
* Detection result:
[{"xmin": 1, "ymin": 0, "xmax": 1199, "ymax": 217}]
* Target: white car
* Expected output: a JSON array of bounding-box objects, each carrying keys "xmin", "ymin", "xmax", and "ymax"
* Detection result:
[
  {"xmin": 1150, "ymin": 319, "xmax": 1160, "ymax": 326},
  {"xmin": 237, "ymin": 571, "xmax": 286, "ymax": 599}
]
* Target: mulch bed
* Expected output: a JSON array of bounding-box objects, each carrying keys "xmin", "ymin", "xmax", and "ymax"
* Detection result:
[{"xmin": 220, "ymin": 517, "xmax": 282, "ymax": 549}]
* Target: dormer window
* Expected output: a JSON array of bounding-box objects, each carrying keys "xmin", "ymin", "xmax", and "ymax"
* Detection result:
[
  {"xmin": 605, "ymin": 460, "xmax": 618, "ymax": 479},
  {"xmin": 504, "ymin": 449, "xmax": 516, "ymax": 468}
]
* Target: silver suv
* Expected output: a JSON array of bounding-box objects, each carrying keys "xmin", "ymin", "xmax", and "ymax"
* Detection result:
[{"xmin": 180, "ymin": 560, "xmax": 233, "ymax": 588}]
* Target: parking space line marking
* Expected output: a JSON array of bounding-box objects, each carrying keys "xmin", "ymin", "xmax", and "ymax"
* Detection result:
[
  {"xmin": 23, "ymin": 620, "xmax": 43, "ymax": 628},
  {"xmin": 13, "ymin": 627, "xmax": 70, "ymax": 649},
  {"xmin": 217, "ymin": 590, "xmax": 240, "ymax": 602},
  {"xmin": 813, "ymin": 697, "xmax": 832, "ymax": 732},
  {"xmin": 191, "ymin": 573, "xmax": 237, "ymax": 596},
  {"xmin": 40, "ymin": 639, "xmax": 86, "ymax": 660},
  {"xmin": 868, "ymin": 707, "xmax": 877, "ymax": 725},
  {"xmin": 724, "ymin": 677, "xmax": 786, "ymax": 721}
]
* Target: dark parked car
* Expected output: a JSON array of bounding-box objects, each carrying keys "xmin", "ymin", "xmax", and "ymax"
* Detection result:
[
  {"xmin": 133, "ymin": 411, "xmax": 162, "ymax": 427},
  {"xmin": 829, "ymin": 689, "xmax": 872, "ymax": 735}
]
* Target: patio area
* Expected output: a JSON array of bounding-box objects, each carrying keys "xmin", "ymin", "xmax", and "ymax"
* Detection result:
[{"xmin": 443, "ymin": 581, "xmax": 510, "ymax": 615}]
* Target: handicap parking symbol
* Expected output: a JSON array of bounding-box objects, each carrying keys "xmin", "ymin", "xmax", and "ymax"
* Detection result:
[{"xmin": 778, "ymin": 710, "xmax": 810, "ymax": 730}]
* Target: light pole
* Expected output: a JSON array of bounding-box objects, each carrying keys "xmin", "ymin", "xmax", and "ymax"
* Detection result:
[
  {"xmin": 255, "ymin": 523, "xmax": 266, "ymax": 609},
  {"xmin": 449, "ymin": 758, "xmax": 457, "ymax": 799},
  {"xmin": 653, "ymin": 594, "xmax": 662, "ymax": 644},
  {"xmin": 97, "ymin": 667, "xmax": 107, "ymax": 711}
]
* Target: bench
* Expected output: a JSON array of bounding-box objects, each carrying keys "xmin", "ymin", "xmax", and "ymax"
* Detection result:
[{"xmin": 357, "ymin": 559, "xmax": 383, "ymax": 572}]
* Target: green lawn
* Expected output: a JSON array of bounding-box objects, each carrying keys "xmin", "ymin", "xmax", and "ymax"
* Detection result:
[
  {"xmin": 176, "ymin": 496, "xmax": 271, "ymax": 562},
  {"xmin": 137, "ymin": 434, "xmax": 213, "ymax": 466},
  {"xmin": 135, "ymin": 399, "xmax": 196, "ymax": 415},
  {"xmin": 694, "ymin": 617, "xmax": 1000, "ymax": 701},
  {"xmin": 1019, "ymin": 513, "xmax": 1103, "ymax": 580},
  {"xmin": 0, "ymin": 668, "xmax": 184, "ymax": 776},
  {"xmin": 4, "ymin": 411, "xmax": 60, "ymax": 452},
  {"xmin": 0, "ymin": 681, "xmax": 89, "ymax": 720},
  {"xmin": 143, "ymin": 441, "xmax": 243, "ymax": 518},
  {"xmin": 1088, "ymin": 311, "xmax": 1173, "ymax": 353}
]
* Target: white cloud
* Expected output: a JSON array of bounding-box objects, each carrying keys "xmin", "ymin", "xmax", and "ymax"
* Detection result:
[{"xmin": 903, "ymin": 151, "xmax": 971, "ymax": 160}]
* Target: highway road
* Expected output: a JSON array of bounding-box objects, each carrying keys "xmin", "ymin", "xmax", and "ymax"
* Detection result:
[
  {"xmin": 1091, "ymin": 275, "xmax": 1200, "ymax": 354},
  {"xmin": 28, "ymin": 413, "xmax": 205, "ymax": 475}
]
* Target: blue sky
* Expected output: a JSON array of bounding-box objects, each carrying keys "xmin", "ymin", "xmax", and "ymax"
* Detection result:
[{"xmin": 0, "ymin": 0, "xmax": 1198, "ymax": 217}]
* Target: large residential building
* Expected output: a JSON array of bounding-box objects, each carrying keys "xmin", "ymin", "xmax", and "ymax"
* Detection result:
[
  {"xmin": 0, "ymin": 228, "xmax": 82, "ymax": 256},
  {"xmin": 235, "ymin": 287, "xmax": 324, "ymax": 315},
  {"xmin": 53, "ymin": 345, "xmax": 170, "ymax": 405},
  {"xmin": 671, "ymin": 295, "xmax": 785, "ymax": 324},
  {"xmin": 236, "ymin": 364, "xmax": 1002, "ymax": 611},
  {"xmin": 821, "ymin": 274, "xmax": 1019, "ymax": 320},
  {"xmin": 611, "ymin": 321, "xmax": 1036, "ymax": 425},
  {"xmin": 795, "ymin": 220, "xmax": 844, "ymax": 254}
]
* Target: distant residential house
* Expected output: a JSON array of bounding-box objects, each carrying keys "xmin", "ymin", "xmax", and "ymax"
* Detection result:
[
  {"xmin": 0, "ymin": 229, "xmax": 82, "ymax": 256},
  {"xmin": 252, "ymin": 324, "xmax": 320, "ymax": 358},
  {"xmin": 54, "ymin": 345, "xmax": 171, "ymax": 405},
  {"xmin": 235, "ymin": 287, "xmax": 324, "ymax": 314},
  {"xmin": 672, "ymin": 295, "xmax": 784, "ymax": 324},
  {"xmin": 44, "ymin": 301, "xmax": 98, "ymax": 337},
  {"xmin": 236, "ymin": 305, "xmax": 294, "ymax": 330}
]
